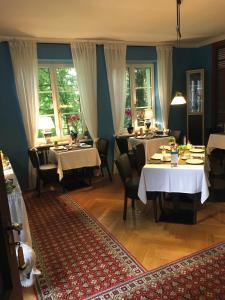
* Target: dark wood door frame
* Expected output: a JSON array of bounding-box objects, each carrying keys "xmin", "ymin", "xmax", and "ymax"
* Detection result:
[{"xmin": 0, "ymin": 157, "xmax": 23, "ymax": 300}]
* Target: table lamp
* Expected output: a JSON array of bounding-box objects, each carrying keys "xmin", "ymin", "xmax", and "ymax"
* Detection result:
[
  {"xmin": 38, "ymin": 116, "xmax": 54, "ymax": 144},
  {"xmin": 145, "ymin": 109, "xmax": 153, "ymax": 130}
]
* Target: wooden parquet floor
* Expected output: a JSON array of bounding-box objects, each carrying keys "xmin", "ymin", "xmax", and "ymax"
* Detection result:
[{"xmin": 24, "ymin": 175, "xmax": 225, "ymax": 299}]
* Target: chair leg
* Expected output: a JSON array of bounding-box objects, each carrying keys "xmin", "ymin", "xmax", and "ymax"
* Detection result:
[
  {"xmin": 152, "ymin": 194, "xmax": 158, "ymax": 222},
  {"xmin": 36, "ymin": 176, "xmax": 39, "ymax": 191},
  {"xmin": 131, "ymin": 198, "xmax": 135, "ymax": 209},
  {"xmin": 100, "ymin": 166, "xmax": 104, "ymax": 177},
  {"xmin": 123, "ymin": 193, "xmax": 128, "ymax": 220},
  {"xmin": 106, "ymin": 163, "xmax": 112, "ymax": 181},
  {"xmin": 37, "ymin": 177, "xmax": 41, "ymax": 197}
]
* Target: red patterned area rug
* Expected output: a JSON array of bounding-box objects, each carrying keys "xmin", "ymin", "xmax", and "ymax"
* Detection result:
[
  {"xmin": 24, "ymin": 192, "xmax": 145, "ymax": 300},
  {"xmin": 89, "ymin": 243, "xmax": 225, "ymax": 300}
]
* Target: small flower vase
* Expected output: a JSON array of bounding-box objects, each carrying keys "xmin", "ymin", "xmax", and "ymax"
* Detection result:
[
  {"xmin": 127, "ymin": 126, "xmax": 134, "ymax": 134},
  {"xmin": 70, "ymin": 131, "xmax": 78, "ymax": 143}
]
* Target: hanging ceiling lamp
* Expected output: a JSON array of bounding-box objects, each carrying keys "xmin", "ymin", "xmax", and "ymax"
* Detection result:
[{"xmin": 171, "ymin": 0, "xmax": 186, "ymax": 105}]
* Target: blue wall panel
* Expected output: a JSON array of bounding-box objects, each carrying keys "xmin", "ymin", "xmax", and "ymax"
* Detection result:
[
  {"xmin": 0, "ymin": 42, "xmax": 28, "ymax": 188},
  {"xmin": 96, "ymin": 45, "xmax": 114, "ymax": 169}
]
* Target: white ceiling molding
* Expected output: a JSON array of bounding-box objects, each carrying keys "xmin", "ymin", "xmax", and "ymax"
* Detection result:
[
  {"xmin": 196, "ymin": 34, "xmax": 225, "ymax": 48},
  {"xmin": 0, "ymin": 35, "xmax": 174, "ymax": 47},
  {"xmin": 0, "ymin": 34, "xmax": 222, "ymax": 48}
]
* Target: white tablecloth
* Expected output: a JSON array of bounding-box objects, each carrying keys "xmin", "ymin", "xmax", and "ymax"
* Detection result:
[
  {"xmin": 207, "ymin": 133, "xmax": 225, "ymax": 154},
  {"xmin": 138, "ymin": 163, "xmax": 209, "ymax": 204},
  {"xmin": 49, "ymin": 147, "xmax": 101, "ymax": 180},
  {"xmin": 4, "ymin": 167, "xmax": 32, "ymax": 246},
  {"xmin": 129, "ymin": 136, "xmax": 170, "ymax": 161}
]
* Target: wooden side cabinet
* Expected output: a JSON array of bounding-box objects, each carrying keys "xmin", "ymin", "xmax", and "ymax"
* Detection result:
[{"xmin": 186, "ymin": 69, "xmax": 204, "ymax": 145}]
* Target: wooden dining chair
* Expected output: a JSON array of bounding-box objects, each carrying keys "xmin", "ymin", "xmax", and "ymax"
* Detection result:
[
  {"xmin": 28, "ymin": 148, "xmax": 58, "ymax": 196},
  {"xmin": 96, "ymin": 138, "xmax": 112, "ymax": 181},
  {"xmin": 115, "ymin": 153, "xmax": 158, "ymax": 221},
  {"xmin": 115, "ymin": 137, "xmax": 136, "ymax": 168},
  {"xmin": 134, "ymin": 143, "xmax": 146, "ymax": 175}
]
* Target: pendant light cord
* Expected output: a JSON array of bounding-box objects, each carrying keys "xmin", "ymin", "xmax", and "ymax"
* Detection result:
[{"xmin": 176, "ymin": 0, "xmax": 182, "ymax": 48}]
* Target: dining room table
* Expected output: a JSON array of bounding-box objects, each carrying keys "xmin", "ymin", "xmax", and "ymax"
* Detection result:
[
  {"xmin": 138, "ymin": 146, "xmax": 210, "ymax": 224},
  {"xmin": 129, "ymin": 134, "xmax": 170, "ymax": 162},
  {"xmin": 49, "ymin": 143, "xmax": 101, "ymax": 181}
]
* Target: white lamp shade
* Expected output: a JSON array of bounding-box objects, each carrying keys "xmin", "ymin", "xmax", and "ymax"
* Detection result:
[
  {"xmin": 171, "ymin": 92, "xmax": 186, "ymax": 105},
  {"xmin": 145, "ymin": 109, "xmax": 153, "ymax": 119},
  {"xmin": 38, "ymin": 116, "xmax": 54, "ymax": 130}
]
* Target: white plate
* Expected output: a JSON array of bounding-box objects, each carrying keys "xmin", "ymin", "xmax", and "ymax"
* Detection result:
[
  {"xmin": 151, "ymin": 153, "xmax": 162, "ymax": 160},
  {"xmin": 181, "ymin": 155, "xmax": 189, "ymax": 160},
  {"xmin": 160, "ymin": 157, "xmax": 171, "ymax": 162},
  {"xmin": 159, "ymin": 145, "xmax": 171, "ymax": 151},
  {"xmin": 53, "ymin": 146, "xmax": 66, "ymax": 150},
  {"xmin": 80, "ymin": 144, "xmax": 92, "ymax": 148},
  {"xmin": 186, "ymin": 158, "xmax": 204, "ymax": 165},
  {"xmin": 189, "ymin": 148, "xmax": 205, "ymax": 153}
]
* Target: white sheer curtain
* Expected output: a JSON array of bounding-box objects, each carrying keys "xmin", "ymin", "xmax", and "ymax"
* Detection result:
[
  {"xmin": 70, "ymin": 41, "xmax": 97, "ymax": 140},
  {"xmin": 9, "ymin": 40, "xmax": 39, "ymax": 188},
  {"xmin": 156, "ymin": 46, "xmax": 173, "ymax": 129},
  {"xmin": 104, "ymin": 43, "xmax": 127, "ymax": 135}
]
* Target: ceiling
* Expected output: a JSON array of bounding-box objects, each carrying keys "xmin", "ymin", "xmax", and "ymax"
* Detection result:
[{"xmin": 1, "ymin": 0, "xmax": 225, "ymax": 46}]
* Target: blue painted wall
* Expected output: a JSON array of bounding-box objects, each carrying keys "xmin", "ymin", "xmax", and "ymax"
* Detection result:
[
  {"xmin": 0, "ymin": 42, "xmax": 28, "ymax": 188},
  {"xmin": 0, "ymin": 42, "xmax": 213, "ymax": 187},
  {"xmin": 37, "ymin": 43, "xmax": 72, "ymax": 63}
]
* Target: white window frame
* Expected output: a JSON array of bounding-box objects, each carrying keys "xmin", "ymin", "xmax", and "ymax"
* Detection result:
[
  {"xmin": 38, "ymin": 63, "xmax": 82, "ymax": 141},
  {"xmin": 127, "ymin": 63, "xmax": 155, "ymax": 129}
]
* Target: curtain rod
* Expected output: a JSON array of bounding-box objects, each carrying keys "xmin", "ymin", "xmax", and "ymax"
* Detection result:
[{"xmin": 0, "ymin": 35, "xmax": 173, "ymax": 47}]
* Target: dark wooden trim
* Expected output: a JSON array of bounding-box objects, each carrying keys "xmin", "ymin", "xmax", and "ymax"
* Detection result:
[{"xmin": 212, "ymin": 39, "xmax": 225, "ymax": 128}]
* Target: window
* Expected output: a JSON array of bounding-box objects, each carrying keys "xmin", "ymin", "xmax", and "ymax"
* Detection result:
[
  {"xmin": 38, "ymin": 65, "xmax": 83, "ymax": 139},
  {"xmin": 124, "ymin": 64, "xmax": 155, "ymax": 128}
]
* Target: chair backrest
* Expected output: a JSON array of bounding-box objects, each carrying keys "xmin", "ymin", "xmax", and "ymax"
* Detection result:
[
  {"xmin": 170, "ymin": 130, "xmax": 182, "ymax": 143},
  {"xmin": 135, "ymin": 143, "xmax": 146, "ymax": 174},
  {"xmin": 115, "ymin": 137, "xmax": 129, "ymax": 154},
  {"xmin": 28, "ymin": 148, "xmax": 40, "ymax": 169},
  {"xmin": 96, "ymin": 138, "xmax": 109, "ymax": 156},
  {"xmin": 115, "ymin": 154, "xmax": 132, "ymax": 184}
]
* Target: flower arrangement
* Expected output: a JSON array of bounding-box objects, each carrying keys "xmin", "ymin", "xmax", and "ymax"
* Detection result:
[
  {"xmin": 125, "ymin": 108, "xmax": 132, "ymax": 127},
  {"xmin": 125, "ymin": 108, "xmax": 134, "ymax": 133},
  {"xmin": 68, "ymin": 114, "xmax": 80, "ymax": 133}
]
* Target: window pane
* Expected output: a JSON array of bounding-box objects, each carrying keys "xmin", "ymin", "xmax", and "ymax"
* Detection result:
[
  {"xmin": 39, "ymin": 92, "xmax": 54, "ymax": 115},
  {"xmin": 135, "ymin": 67, "xmax": 152, "ymax": 108},
  {"xmin": 135, "ymin": 67, "xmax": 151, "ymax": 88},
  {"xmin": 136, "ymin": 108, "xmax": 145, "ymax": 127},
  {"xmin": 124, "ymin": 68, "xmax": 132, "ymax": 127},
  {"xmin": 56, "ymin": 68, "xmax": 78, "ymax": 91},
  {"xmin": 38, "ymin": 66, "xmax": 85, "ymax": 139},
  {"xmin": 56, "ymin": 67, "xmax": 83, "ymax": 135},
  {"xmin": 38, "ymin": 68, "xmax": 51, "ymax": 91},
  {"xmin": 125, "ymin": 69, "xmax": 131, "ymax": 108}
]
